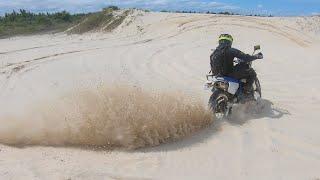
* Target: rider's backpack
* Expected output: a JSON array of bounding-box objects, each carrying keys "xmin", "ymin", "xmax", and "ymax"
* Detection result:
[{"xmin": 210, "ymin": 45, "xmax": 228, "ymax": 76}]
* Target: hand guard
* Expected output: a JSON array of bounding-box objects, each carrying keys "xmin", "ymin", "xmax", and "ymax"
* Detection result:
[{"xmin": 254, "ymin": 52, "xmax": 264, "ymax": 59}]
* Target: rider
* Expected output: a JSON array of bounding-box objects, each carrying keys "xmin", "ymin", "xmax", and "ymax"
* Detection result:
[{"xmin": 210, "ymin": 34, "xmax": 263, "ymax": 94}]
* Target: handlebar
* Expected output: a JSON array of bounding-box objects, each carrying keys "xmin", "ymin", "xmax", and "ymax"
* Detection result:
[{"xmin": 234, "ymin": 51, "xmax": 263, "ymax": 65}]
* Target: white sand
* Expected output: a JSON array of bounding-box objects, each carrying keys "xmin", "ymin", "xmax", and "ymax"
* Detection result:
[{"xmin": 0, "ymin": 12, "xmax": 320, "ymax": 179}]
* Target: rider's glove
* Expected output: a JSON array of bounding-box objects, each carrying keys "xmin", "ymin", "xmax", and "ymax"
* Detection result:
[{"xmin": 254, "ymin": 52, "xmax": 263, "ymax": 59}]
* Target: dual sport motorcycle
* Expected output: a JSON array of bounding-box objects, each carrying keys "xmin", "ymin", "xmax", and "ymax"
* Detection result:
[{"xmin": 204, "ymin": 45, "xmax": 263, "ymax": 119}]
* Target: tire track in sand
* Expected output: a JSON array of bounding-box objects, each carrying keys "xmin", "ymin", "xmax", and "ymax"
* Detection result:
[
  {"xmin": 0, "ymin": 48, "xmax": 101, "ymax": 93},
  {"xmin": 164, "ymin": 16, "xmax": 310, "ymax": 47}
]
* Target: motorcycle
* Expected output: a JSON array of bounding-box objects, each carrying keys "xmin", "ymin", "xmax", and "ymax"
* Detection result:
[{"xmin": 204, "ymin": 45, "xmax": 262, "ymax": 119}]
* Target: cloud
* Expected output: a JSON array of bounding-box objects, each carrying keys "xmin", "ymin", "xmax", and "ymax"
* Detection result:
[
  {"xmin": 311, "ymin": 12, "xmax": 320, "ymax": 15},
  {"xmin": 257, "ymin": 4, "xmax": 263, "ymax": 8},
  {"xmin": 0, "ymin": 0, "xmax": 239, "ymax": 15}
]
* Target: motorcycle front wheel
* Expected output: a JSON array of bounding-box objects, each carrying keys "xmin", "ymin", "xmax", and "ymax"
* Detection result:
[{"xmin": 253, "ymin": 77, "xmax": 262, "ymax": 101}]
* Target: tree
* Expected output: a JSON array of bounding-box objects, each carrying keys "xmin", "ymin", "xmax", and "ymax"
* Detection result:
[{"xmin": 104, "ymin": 6, "xmax": 120, "ymax": 11}]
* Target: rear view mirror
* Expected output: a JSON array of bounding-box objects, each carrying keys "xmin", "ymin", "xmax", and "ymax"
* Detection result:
[{"xmin": 254, "ymin": 45, "xmax": 261, "ymax": 51}]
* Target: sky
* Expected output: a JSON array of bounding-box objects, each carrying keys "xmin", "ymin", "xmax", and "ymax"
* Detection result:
[{"xmin": 0, "ymin": 0, "xmax": 319, "ymax": 16}]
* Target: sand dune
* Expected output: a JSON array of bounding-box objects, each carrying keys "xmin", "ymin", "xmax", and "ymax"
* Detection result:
[{"xmin": 0, "ymin": 11, "xmax": 320, "ymax": 179}]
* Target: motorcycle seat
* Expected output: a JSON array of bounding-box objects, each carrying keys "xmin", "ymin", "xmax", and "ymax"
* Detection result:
[{"xmin": 217, "ymin": 76, "xmax": 240, "ymax": 84}]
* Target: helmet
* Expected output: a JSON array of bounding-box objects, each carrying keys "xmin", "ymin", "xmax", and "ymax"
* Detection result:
[{"xmin": 218, "ymin": 34, "xmax": 233, "ymax": 45}]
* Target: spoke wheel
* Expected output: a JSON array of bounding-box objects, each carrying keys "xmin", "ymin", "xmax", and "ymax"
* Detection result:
[
  {"xmin": 209, "ymin": 90, "xmax": 229, "ymax": 120},
  {"xmin": 253, "ymin": 77, "xmax": 262, "ymax": 101}
]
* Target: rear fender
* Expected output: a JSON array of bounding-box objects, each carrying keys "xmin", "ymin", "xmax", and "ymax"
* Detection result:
[{"xmin": 206, "ymin": 76, "xmax": 240, "ymax": 95}]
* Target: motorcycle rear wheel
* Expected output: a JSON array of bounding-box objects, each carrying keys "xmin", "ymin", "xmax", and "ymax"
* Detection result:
[{"xmin": 209, "ymin": 90, "xmax": 230, "ymax": 120}]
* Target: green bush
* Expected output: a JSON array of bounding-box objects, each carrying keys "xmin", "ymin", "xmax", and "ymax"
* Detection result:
[
  {"xmin": 108, "ymin": 6, "xmax": 120, "ymax": 11},
  {"xmin": 103, "ymin": 6, "xmax": 120, "ymax": 11},
  {"xmin": 0, "ymin": 9, "xmax": 85, "ymax": 38},
  {"xmin": 68, "ymin": 12, "xmax": 113, "ymax": 34},
  {"xmin": 68, "ymin": 9, "xmax": 130, "ymax": 34}
]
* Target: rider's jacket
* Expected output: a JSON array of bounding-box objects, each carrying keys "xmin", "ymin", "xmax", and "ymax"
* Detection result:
[{"xmin": 212, "ymin": 43, "xmax": 258, "ymax": 76}]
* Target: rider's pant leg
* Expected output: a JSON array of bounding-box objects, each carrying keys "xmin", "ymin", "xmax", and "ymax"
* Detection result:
[{"xmin": 229, "ymin": 64, "xmax": 257, "ymax": 92}]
